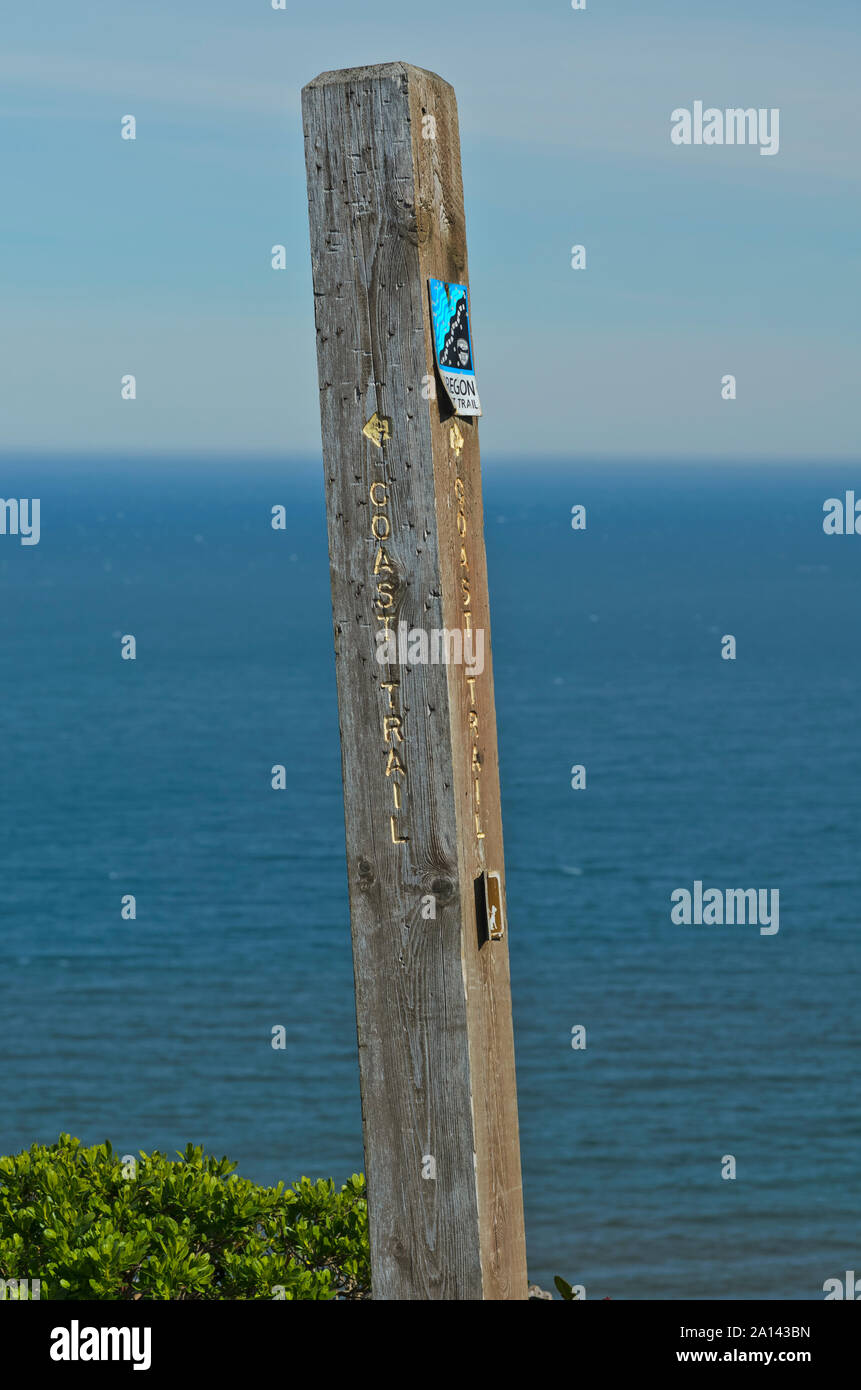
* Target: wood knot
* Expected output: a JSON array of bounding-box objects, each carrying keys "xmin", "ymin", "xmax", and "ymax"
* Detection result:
[
  {"xmin": 430, "ymin": 876, "xmax": 455, "ymax": 905},
  {"xmin": 400, "ymin": 203, "xmax": 432, "ymax": 246},
  {"xmin": 415, "ymin": 206, "xmax": 432, "ymax": 245}
]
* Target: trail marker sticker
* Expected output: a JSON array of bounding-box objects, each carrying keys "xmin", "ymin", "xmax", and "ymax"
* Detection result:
[{"xmin": 429, "ymin": 278, "xmax": 482, "ymax": 417}]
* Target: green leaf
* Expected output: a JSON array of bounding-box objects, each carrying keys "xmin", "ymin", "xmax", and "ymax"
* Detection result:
[{"xmin": 0, "ymin": 1135, "xmax": 370, "ymax": 1301}]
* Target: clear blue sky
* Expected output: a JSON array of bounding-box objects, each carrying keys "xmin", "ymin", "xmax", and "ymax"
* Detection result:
[{"xmin": 2, "ymin": 0, "xmax": 858, "ymax": 462}]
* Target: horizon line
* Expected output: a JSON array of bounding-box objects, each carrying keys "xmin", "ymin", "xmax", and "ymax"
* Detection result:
[{"xmin": 1, "ymin": 451, "xmax": 859, "ymax": 470}]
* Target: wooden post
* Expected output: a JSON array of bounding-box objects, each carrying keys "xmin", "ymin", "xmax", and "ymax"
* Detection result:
[{"xmin": 302, "ymin": 61, "xmax": 528, "ymax": 1300}]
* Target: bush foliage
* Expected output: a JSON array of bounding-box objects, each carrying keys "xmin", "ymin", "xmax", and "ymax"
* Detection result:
[{"xmin": 0, "ymin": 1135, "xmax": 370, "ymax": 1300}]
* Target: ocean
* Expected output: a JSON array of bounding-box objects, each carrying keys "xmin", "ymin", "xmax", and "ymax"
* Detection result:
[{"xmin": 1, "ymin": 458, "xmax": 859, "ymax": 1299}]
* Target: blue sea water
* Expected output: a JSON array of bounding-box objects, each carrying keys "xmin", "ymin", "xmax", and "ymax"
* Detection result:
[{"xmin": 1, "ymin": 458, "xmax": 859, "ymax": 1300}]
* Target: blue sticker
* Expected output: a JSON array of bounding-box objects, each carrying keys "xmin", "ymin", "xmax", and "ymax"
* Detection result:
[{"xmin": 429, "ymin": 278, "xmax": 482, "ymax": 417}]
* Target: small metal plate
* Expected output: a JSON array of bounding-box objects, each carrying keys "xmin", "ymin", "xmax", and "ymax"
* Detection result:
[{"xmin": 485, "ymin": 870, "xmax": 505, "ymax": 941}]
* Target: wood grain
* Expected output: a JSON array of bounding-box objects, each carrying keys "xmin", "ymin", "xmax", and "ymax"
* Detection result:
[{"xmin": 302, "ymin": 62, "xmax": 527, "ymax": 1300}]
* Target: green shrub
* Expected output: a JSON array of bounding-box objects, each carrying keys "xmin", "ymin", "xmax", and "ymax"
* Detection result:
[{"xmin": 0, "ymin": 1134, "xmax": 369, "ymax": 1300}]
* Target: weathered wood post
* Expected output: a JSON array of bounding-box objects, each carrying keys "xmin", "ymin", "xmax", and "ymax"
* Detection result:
[{"xmin": 302, "ymin": 61, "xmax": 528, "ymax": 1300}]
